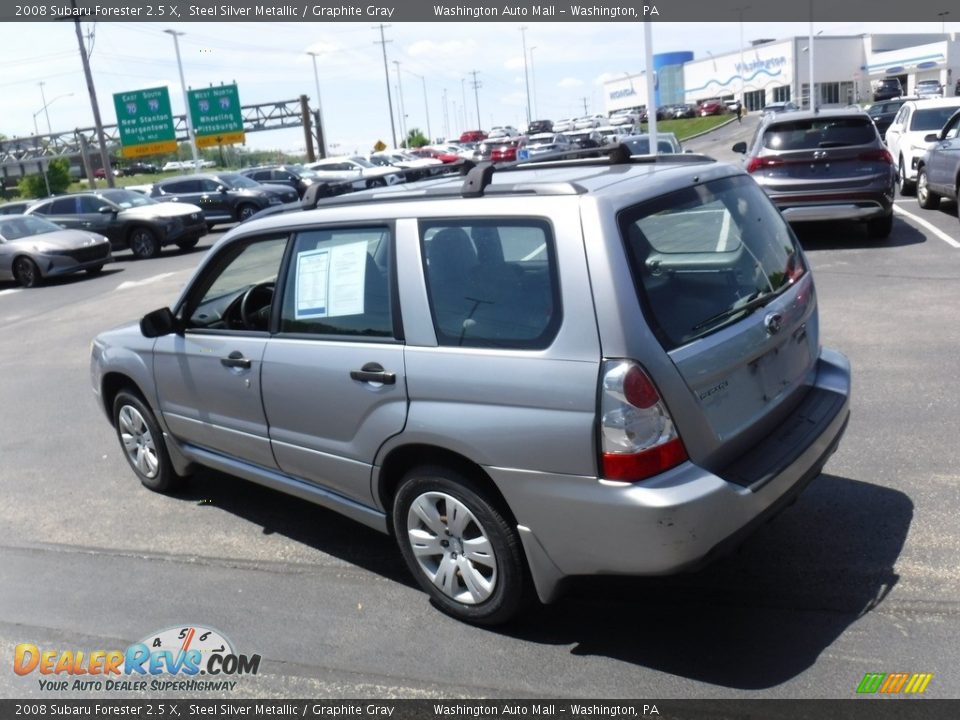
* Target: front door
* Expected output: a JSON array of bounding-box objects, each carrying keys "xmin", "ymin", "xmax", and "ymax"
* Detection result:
[{"xmin": 154, "ymin": 235, "xmax": 290, "ymax": 469}]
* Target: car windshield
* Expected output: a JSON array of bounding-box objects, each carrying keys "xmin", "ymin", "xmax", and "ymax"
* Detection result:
[
  {"xmin": 218, "ymin": 173, "xmax": 260, "ymax": 189},
  {"xmin": 98, "ymin": 189, "xmax": 157, "ymax": 208},
  {"xmin": 368, "ymin": 156, "xmax": 392, "ymax": 166},
  {"xmin": 0, "ymin": 215, "xmax": 62, "ymax": 240},
  {"xmin": 763, "ymin": 117, "xmax": 876, "ymax": 149},
  {"xmin": 910, "ymin": 107, "xmax": 959, "ymax": 131},
  {"xmin": 619, "ymin": 174, "xmax": 805, "ymax": 349},
  {"xmin": 349, "ymin": 156, "xmax": 375, "ymax": 168}
]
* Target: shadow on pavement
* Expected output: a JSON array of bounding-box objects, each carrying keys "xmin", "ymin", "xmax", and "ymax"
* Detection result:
[
  {"xmin": 794, "ymin": 216, "xmax": 926, "ymax": 249},
  {"xmin": 500, "ymin": 474, "xmax": 911, "ymax": 689}
]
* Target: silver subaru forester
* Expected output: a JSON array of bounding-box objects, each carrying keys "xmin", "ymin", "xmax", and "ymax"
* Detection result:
[{"xmin": 91, "ymin": 151, "xmax": 851, "ymax": 625}]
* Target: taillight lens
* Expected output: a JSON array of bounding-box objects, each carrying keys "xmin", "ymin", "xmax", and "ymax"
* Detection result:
[
  {"xmin": 857, "ymin": 148, "xmax": 894, "ymax": 164},
  {"xmin": 599, "ymin": 360, "xmax": 688, "ymax": 482},
  {"xmin": 745, "ymin": 156, "xmax": 783, "ymax": 173}
]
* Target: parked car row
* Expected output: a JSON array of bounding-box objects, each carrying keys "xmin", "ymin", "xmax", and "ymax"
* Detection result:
[
  {"xmin": 914, "ymin": 107, "xmax": 960, "ymax": 225},
  {"xmin": 883, "ymin": 97, "xmax": 960, "ymax": 195}
]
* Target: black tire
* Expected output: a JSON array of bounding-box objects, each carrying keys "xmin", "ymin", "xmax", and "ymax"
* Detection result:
[
  {"xmin": 12, "ymin": 256, "xmax": 41, "ymax": 288},
  {"xmin": 236, "ymin": 203, "xmax": 258, "ymax": 222},
  {"xmin": 112, "ymin": 390, "xmax": 185, "ymax": 493},
  {"xmin": 867, "ymin": 213, "xmax": 894, "ymax": 239},
  {"xmin": 176, "ymin": 237, "xmax": 199, "ymax": 251},
  {"xmin": 916, "ymin": 167, "xmax": 940, "ymax": 210},
  {"xmin": 128, "ymin": 227, "xmax": 160, "ymax": 259},
  {"xmin": 86, "ymin": 264, "xmax": 104, "ymax": 275},
  {"xmin": 898, "ymin": 157, "xmax": 915, "ymax": 196},
  {"xmin": 392, "ymin": 465, "xmax": 529, "ymax": 625},
  {"xmin": 367, "ymin": 178, "xmax": 387, "ymax": 188}
]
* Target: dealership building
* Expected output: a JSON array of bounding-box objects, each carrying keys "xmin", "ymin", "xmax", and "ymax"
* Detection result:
[{"xmin": 605, "ymin": 33, "xmax": 960, "ymax": 113}]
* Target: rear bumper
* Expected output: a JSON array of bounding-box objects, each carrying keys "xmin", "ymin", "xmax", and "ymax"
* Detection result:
[{"xmin": 491, "ymin": 348, "xmax": 851, "ymax": 603}]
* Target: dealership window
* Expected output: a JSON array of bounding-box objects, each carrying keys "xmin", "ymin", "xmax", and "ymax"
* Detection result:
[
  {"xmin": 744, "ymin": 89, "xmax": 765, "ymax": 111},
  {"xmin": 772, "ymin": 86, "xmax": 791, "ymax": 103},
  {"xmin": 819, "ymin": 82, "xmax": 855, "ymax": 105}
]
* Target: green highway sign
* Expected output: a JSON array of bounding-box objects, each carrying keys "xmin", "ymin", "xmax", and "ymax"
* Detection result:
[
  {"xmin": 188, "ymin": 84, "xmax": 245, "ymax": 148},
  {"xmin": 112, "ymin": 86, "xmax": 177, "ymax": 158}
]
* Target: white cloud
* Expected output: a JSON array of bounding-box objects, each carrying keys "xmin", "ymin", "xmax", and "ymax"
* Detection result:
[{"xmin": 558, "ymin": 77, "xmax": 584, "ymax": 88}]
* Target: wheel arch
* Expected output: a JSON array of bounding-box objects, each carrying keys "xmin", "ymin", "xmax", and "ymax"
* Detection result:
[
  {"xmin": 100, "ymin": 372, "xmax": 150, "ymax": 427},
  {"xmin": 376, "ymin": 444, "xmax": 519, "ymax": 536}
]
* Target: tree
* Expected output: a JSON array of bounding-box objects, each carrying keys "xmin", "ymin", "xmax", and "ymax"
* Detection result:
[
  {"xmin": 18, "ymin": 158, "xmax": 71, "ymax": 198},
  {"xmin": 405, "ymin": 128, "xmax": 429, "ymax": 149}
]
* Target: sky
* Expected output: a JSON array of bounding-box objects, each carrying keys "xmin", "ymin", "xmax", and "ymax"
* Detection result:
[{"xmin": 1, "ymin": 21, "xmax": 956, "ymax": 156}]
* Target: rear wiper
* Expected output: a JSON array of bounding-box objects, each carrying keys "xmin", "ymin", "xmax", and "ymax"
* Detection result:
[{"xmin": 692, "ymin": 290, "xmax": 776, "ymax": 331}]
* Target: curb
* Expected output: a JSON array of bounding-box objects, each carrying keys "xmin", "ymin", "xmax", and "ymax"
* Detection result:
[{"xmin": 679, "ymin": 114, "xmax": 741, "ymax": 142}]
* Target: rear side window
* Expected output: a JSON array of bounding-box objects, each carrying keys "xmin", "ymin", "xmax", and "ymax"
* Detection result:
[
  {"xmin": 619, "ymin": 175, "xmax": 806, "ymax": 350},
  {"xmin": 909, "ymin": 106, "xmax": 960, "ymax": 132},
  {"xmin": 763, "ymin": 117, "xmax": 876, "ymax": 150},
  {"xmin": 420, "ymin": 219, "xmax": 559, "ymax": 349}
]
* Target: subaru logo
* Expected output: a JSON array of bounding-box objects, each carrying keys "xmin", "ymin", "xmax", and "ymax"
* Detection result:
[{"xmin": 764, "ymin": 312, "xmax": 783, "ymax": 335}]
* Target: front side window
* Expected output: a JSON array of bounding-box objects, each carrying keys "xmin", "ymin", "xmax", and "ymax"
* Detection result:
[
  {"xmin": 186, "ymin": 237, "xmax": 289, "ymax": 332},
  {"xmin": 619, "ymin": 175, "xmax": 805, "ymax": 350},
  {"xmin": 421, "ymin": 219, "xmax": 560, "ymax": 349},
  {"xmin": 279, "ymin": 227, "xmax": 394, "ymax": 339}
]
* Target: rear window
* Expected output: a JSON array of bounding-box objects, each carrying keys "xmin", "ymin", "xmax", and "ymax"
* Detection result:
[
  {"xmin": 763, "ymin": 117, "xmax": 876, "ymax": 150},
  {"xmin": 619, "ymin": 175, "xmax": 806, "ymax": 350}
]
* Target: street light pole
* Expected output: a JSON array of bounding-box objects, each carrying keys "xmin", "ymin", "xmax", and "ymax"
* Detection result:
[
  {"xmin": 38, "ymin": 82, "xmax": 53, "ymax": 135},
  {"xmin": 407, "ymin": 70, "xmax": 432, "ymax": 141},
  {"xmin": 164, "ymin": 29, "xmax": 200, "ymax": 170},
  {"xmin": 529, "ymin": 46, "xmax": 538, "ymax": 120},
  {"xmin": 520, "ymin": 26, "xmax": 532, "ymax": 127},
  {"xmin": 734, "ymin": 5, "xmax": 750, "ymax": 107},
  {"xmin": 392, "ymin": 60, "xmax": 407, "ymax": 145},
  {"xmin": 33, "ymin": 92, "xmax": 74, "ymax": 137},
  {"xmin": 306, "ymin": 51, "xmax": 328, "ymax": 158},
  {"xmin": 938, "ymin": 11, "xmax": 949, "ymax": 33}
]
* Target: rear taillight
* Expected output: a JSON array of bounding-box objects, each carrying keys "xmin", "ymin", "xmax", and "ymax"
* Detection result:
[
  {"xmin": 745, "ymin": 156, "xmax": 784, "ymax": 173},
  {"xmin": 599, "ymin": 360, "xmax": 688, "ymax": 482},
  {"xmin": 857, "ymin": 148, "xmax": 894, "ymax": 164}
]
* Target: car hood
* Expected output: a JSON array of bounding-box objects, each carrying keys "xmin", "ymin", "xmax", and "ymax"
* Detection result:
[
  {"xmin": 8, "ymin": 229, "xmax": 109, "ymax": 251},
  {"xmin": 120, "ymin": 202, "xmax": 203, "ymax": 220}
]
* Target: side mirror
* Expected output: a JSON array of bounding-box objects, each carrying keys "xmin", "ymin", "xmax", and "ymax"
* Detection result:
[
  {"xmin": 140, "ymin": 307, "xmax": 180, "ymax": 338},
  {"xmin": 217, "ymin": 185, "xmax": 227, "ymax": 193},
  {"xmin": 732, "ymin": 142, "xmax": 748, "ymax": 154},
  {"xmin": 924, "ymin": 133, "xmax": 940, "ymax": 142},
  {"xmin": 98, "ymin": 206, "xmax": 116, "ymax": 215}
]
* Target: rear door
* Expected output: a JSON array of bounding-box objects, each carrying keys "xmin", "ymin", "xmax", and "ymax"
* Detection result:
[
  {"xmin": 259, "ymin": 224, "xmax": 407, "ymax": 507},
  {"xmin": 619, "ymin": 174, "xmax": 818, "ymax": 464}
]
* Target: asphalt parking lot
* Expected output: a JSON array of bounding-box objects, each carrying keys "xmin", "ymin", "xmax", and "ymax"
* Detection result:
[{"xmin": 1, "ymin": 135, "xmax": 959, "ymax": 699}]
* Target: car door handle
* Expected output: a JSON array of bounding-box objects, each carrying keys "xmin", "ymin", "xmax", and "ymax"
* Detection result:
[
  {"xmin": 220, "ymin": 351, "xmax": 251, "ymax": 369},
  {"xmin": 350, "ymin": 362, "xmax": 396, "ymax": 385}
]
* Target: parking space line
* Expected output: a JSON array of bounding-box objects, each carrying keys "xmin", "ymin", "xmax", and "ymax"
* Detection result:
[
  {"xmin": 893, "ymin": 205, "xmax": 960, "ymax": 249},
  {"xmin": 0, "ymin": 289, "xmax": 22, "ymax": 297},
  {"xmin": 115, "ymin": 272, "xmax": 178, "ymax": 291}
]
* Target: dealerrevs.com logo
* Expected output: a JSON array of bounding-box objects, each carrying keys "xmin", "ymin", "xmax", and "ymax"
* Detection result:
[{"xmin": 14, "ymin": 625, "xmax": 261, "ymax": 692}]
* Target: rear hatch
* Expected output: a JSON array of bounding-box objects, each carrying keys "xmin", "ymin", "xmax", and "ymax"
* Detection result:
[
  {"xmin": 619, "ymin": 174, "xmax": 819, "ymax": 468},
  {"xmin": 751, "ymin": 115, "xmax": 890, "ymax": 197}
]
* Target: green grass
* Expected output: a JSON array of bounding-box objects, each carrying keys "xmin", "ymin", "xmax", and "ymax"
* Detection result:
[
  {"xmin": 652, "ymin": 114, "xmax": 733, "ymax": 140},
  {"xmin": 66, "ymin": 171, "xmax": 184, "ymax": 193}
]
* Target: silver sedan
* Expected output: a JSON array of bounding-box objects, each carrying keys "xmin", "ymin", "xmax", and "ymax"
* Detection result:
[{"xmin": 0, "ymin": 215, "xmax": 112, "ymax": 288}]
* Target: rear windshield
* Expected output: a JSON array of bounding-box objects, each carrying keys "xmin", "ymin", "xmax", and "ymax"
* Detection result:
[
  {"xmin": 763, "ymin": 117, "xmax": 876, "ymax": 149},
  {"xmin": 909, "ymin": 106, "xmax": 960, "ymax": 131},
  {"xmin": 619, "ymin": 175, "xmax": 806, "ymax": 350}
]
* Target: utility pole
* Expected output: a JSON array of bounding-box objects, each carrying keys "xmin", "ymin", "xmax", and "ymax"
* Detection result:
[
  {"xmin": 580, "ymin": 97, "xmax": 589, "ymax": 115},
  {"xmin": 442, "ymin": 88, "xmax": 449, "ymax": 140},
  {"xmin": 408, "ymin": 70, "xmax": 431, "ymax": 142},
  {"xmin": 164, "ymin": 29, "xmax": 201, "ymax": 170},
  {"xmin": 72, "ymin": 4, "xmax": 114, "ymax": 187},
  {"xmin": 520, "ymin": 26, "xmax": 532, "ymax": 127},
  {"xmin": 373, "ymin": 24, "xmax": 397, "ymax": 148},
  {"xmin": 529, "ymin": 46, "xmax": 538, "ymax": 120},
  {"xmin": 461, "ymin": 78, "xmax": 468, "ymax": 128},
  {"xmin": 469, "ymin": 71, "xmax": 482, "ymax": 130}
]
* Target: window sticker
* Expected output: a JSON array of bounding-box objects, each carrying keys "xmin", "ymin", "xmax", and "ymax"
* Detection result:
[
  {"xmin": 295, "ymin": 248, "xmax": 330, "ymax": 319},
  {"xmin": 328, "ymin": 241, "xmax": 367, "ymax": 317},
  {"xmin": 294, "ymin": 240, "xmax": 368, "ymax": 320}
]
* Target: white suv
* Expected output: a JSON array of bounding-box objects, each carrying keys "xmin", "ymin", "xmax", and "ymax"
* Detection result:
[{"xmin": 885, "ymin": 97, "xmax": 960, "ymax": 194}]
